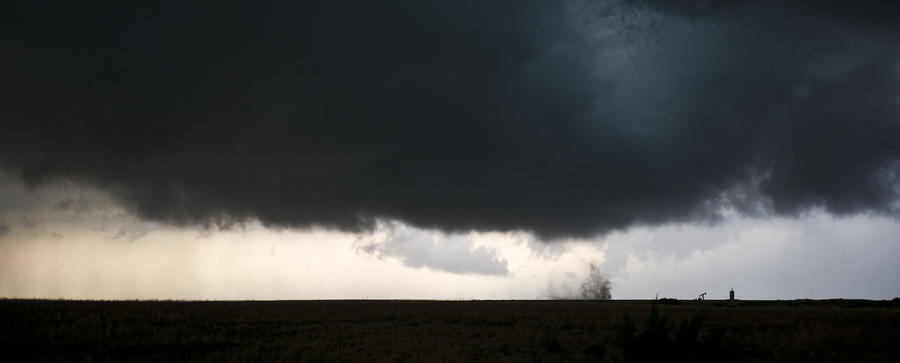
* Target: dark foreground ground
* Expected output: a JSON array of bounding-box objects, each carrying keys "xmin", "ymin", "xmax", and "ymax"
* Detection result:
[{"xmin": 1, "ymin": 299, "xmax": 899, "ymax": 362}]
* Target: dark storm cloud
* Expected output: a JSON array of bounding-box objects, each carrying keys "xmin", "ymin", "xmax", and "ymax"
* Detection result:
[{"xmin": 0, "ymin": 1, "xmax": 899, "ymax": 239}]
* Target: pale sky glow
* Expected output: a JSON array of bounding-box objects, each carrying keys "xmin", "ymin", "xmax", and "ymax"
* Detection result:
[
  {"xmin": 0, "ymin": 221, "xmax": 609, "ymax": 300},
  {"xmin": 2, "ymin": 181, "xmax": 898, "ymax": 300},
  {"xmin": 608, "ymin": 213, "xmax": 900, "ymax": 300}
]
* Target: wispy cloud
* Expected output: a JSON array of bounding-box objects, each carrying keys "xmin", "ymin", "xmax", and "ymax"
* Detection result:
[{"xmin": 356, "ymin": 223, "xmax": 509, "ymax": 276}]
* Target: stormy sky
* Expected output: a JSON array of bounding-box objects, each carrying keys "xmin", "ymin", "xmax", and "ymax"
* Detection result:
[{"xmin": 1, "ymin": 1, "xmax": 899, "ymax": 299}]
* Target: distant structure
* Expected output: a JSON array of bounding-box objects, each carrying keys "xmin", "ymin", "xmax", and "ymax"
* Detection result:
[
  {"xmin": 729, "ymin": 289, "xmax": 735, "ymax": 301},
  {"xmin": 698, "ymin": 292, "xmax": 707, "ymax": 301}
]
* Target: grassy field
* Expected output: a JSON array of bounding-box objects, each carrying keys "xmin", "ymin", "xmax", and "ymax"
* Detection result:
[{"xmin": 1, "ymin": 299, "xmax": 898, "ymax": 361}]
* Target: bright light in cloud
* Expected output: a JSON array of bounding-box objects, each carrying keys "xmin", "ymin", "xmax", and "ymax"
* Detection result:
[
  {"xmin": 1, "ymin": 180, "xmax": 898, "ymax": 300},
  {"xmin": 0, "ymin": 180, "xmax": 605, "ymax": 299},
  {"xmin": 0, "ymin": 222, "xmax": 608, "ymax": 300}
]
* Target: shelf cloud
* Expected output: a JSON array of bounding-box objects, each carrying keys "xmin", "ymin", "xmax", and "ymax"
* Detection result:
[{"xmin": 1, "ymin": 1, "xmax": 898, "ymax": 239}]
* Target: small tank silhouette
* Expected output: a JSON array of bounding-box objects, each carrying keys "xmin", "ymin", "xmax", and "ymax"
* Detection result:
[{"xmin": 729, "ymin": 289, "xmax": 735, "ymax": 301}]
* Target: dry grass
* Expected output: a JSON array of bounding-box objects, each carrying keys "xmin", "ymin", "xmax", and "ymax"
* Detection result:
[{"xmin": 1, "ymin": 299, "xmax": 898, "ymax": 361}]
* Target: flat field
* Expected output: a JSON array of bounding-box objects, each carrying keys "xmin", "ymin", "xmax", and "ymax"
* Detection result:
[{"xmin": 1, "ymin": 299, "xmax": 898, "ymax": 361}]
